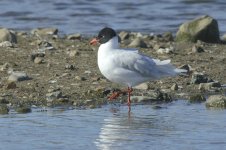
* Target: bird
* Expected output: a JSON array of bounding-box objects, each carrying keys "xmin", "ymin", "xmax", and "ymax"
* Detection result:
[{"xmin": 90, "ymin": 27, "xmax": 186, "ymax": 109}]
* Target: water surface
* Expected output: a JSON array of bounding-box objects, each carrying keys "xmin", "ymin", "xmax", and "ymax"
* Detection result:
[
  {"xmin": 0, "ymin": 0, "xmax": 225, "ymax": 34},
  {"xmin": 1, "ymin": 101, "xmax": 226, "ymax": 150}
]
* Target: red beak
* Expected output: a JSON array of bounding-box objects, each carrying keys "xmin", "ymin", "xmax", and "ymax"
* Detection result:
[{"xmin": 89, "ymin": 38, "xmax": 99, "ymax": 45}]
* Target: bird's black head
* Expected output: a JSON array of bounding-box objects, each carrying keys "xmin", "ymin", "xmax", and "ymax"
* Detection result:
[{"xmin": 97, "ymin": 27, "xmax": 117, "ymax": 44}]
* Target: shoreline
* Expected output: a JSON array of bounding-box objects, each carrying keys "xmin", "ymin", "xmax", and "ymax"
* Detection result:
[{"xmin": 0, "ymin": 26, "xmax": 226, "ymax": 114}]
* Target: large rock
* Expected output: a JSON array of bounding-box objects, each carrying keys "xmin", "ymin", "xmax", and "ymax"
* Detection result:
[
  {"xmin": 31, "ymin": 27, "xmax": 58, "ymax": 36},
  {"xmin": 0, "ymin": 28, "xmax": 17, "ymax": 43},
  {"xmin": 206, "ymin": 95, "xmax": 226, "ymax": 108},
  {"xmin": 176, "ymin": 15, "xmax": 220, "ymax": 43}
]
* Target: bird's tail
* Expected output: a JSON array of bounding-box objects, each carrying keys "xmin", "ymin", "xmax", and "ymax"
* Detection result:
[{"xmin": 154, "ymin": 59, "xmax": 187, "ymax": 77}]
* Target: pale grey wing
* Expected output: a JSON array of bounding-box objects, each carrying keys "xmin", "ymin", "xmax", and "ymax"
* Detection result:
[{"xmin": 112, "ymin": 51, "xmax": 158, "ymax": 77}]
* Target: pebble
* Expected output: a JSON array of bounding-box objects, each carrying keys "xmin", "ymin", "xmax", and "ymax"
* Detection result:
[
  {"xmin": 15, "ymin": 105, "xmax": 32, "ymax": 113},
  {"xmin": 171, "ymin": 83, "xmax": 179, "ymax": 91},
  {"xmin": 0, "ymin": 104, "xmax": 9, "ymax": 114},
  {"xmin": 31, "ymin": 28, "xmax": 58, "ymax": 36},
  {"xmin": 134, "ymin": 83, "xmax": 149, "ymax": 90},
  {"xmin": 46, "ymin": 90, "xmax": 62, "ymax": 103},
  {"xmin": 34, "ymin": 57, "xmax": 44, "ymax": 64},
  {"xmin": 6, "ymin": 82, "xmax": 17, "ymax": 89},
  {"xmin": 65, "ymin": 64, "xmax": 76, "ymax": 70},
  {"xmin": 75, "ymin": 76, "xmax": 86, "ymax": 81},
  {"xmin": 30, "ymin": 53, "xmax": 45, "ymax": 61},
  {"xmin": 198, "ymin": 81, "xmax": 221, "ymax": 91},
  {"xmin": 189, "ymin": 94, "xmax": 206, "ymax": 103},
  {"xmin": 206, "ymin": 95, "xmax": 226, "ymax": 108},
  {"xmin": 0, "ymin": 28, "xmax": 17, "ymax": 43},
  {"xmin": 192, "ymin": 45, "xmax": 205, "ymax": 53},
  {"xmin": 0, "ymin": 41, "xmax": 13, "ymax": 47},
  {"xmin": 119, "ymin": 31, "xmax": 130, "ymax": 40},
  {"xmin": 157, "ymin": 46, "xmax": 174, "ymax": 54},
  {"xmin": 162, "ymin": 32, "xmax": 174, "ymax": 41},
  {"xmin": 0, "ymin": 63, "xmax": 10, "ymax": 71},
  {"xmin": 68, "ymin": 50, "xmax": 80, "ymax": 57},
  {"xmin": 67, "ymin": 34, "xmax": 81, "ymax": 40},
  {"xmin": 0, "ymin": 97, "xmax": 9, "ymax": 104},
  {"xmin": 128, "ymin": 38, "xmax": 147, "ymax": 48},
  {"xmin": 8, "ymin": 72, "xmax": 30, "ymax": 82},
  {"xmin": 190, "ymin": 72, "xmax": 212, "ymax": 84}
]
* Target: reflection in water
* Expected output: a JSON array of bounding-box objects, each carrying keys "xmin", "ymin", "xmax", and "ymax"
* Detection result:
[{"xmin": 95, "ymin": 106, "xmax": 173, "ymax": 150}]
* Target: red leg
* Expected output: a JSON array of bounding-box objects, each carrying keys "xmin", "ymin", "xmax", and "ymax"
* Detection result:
[
  {"xmin": 108, "ymin": 91, "xmax": 121, "ymax": 100},
  {"xmin": 127, "ymin": 87, "xmax": 133, "ymax": 106}
]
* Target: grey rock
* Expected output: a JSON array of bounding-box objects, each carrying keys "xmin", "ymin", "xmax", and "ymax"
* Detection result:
[
  {"xmin": 176, "ymin": 15, "xmax": 220, "ymax": 43},
  {"xmin": 199, "ymin": 81, "xmax": 221, "ymax": 91},
  {"xmin": 0, "ymin": 28, "xmax": 17, "ymax": 43},
  {"xmin": 65, "ymin": 64, "xmax": 76, "ymax": 70},
  {"xmin": 190, "ymin": 72, "xmax": 212, "ymax": 84},
  {"xmin": 134, "ymin": 83, "xmax": 149, "ymax": 90},
  {"xmin": 34, "ymin": 57, "xmax": 44, "ymax": 64},
  {"xmin": 157, "ymin": 46, "xmax": 174, "ymax": 54},
  {"xmin": 8, "ymin": 72, "xmax": 30, "ymax": 82},
  {"xmin": 67, "ymin": 34, "xmax": 81, "ymax": 40},
  {"xmin": 189, "ymin": 94, "xmax": 206, "ymax": 103},
  {"xmin": 171, "ymin": 83, "xmax": 179, "ymax": 91},
  {"xmin": 0, "ymin": 104, "xmax": 9, "ymax": 114},
  {"xmin": 31, "ymin": 27, "xmax": 58, "ymax": 36},
  {"xmin": 15, "ymin": 105, "xmax": 31, "ymax": 113},
  {"xmin": 162, "ymin": 32, "xmax": 174, "ymax": 41},
  {"xmin": 128, "ymin": 38, "xmax": 147, "ymax": 48},
  {"xmin": 30, "ymin": 53, "xmax": 45, "ymax": 61},
  {"xmin": 192, "ymin": 45, "xmax": 205, "ymax": 53},
  {"xmin": 0, "ymin": 41, "xmax": 13, "ymax": 47},
  {"xmin": 206, "ymin": 95, "xmax": 226, "ymax": 108},
  {"xmin": 178, "ymin": 64, "xmax": 193, "ymax": 73},
  {"xmin": 0, "ymin": 63, "xmax": 10, "ymax": 71},
  {"xmin": 46, "ymin": 91, "xmax": 62, "ymax": 103},
  {"xmin": 68, "ymin": 50, "xmax": 80, "ymax": 57},
  {"xmin": 75, "ymin": 76, "xmax": 86, "ymax": 81},
  {"xmin": 119, "ymin": 31, "xmax": 130, "ymax": 40}
]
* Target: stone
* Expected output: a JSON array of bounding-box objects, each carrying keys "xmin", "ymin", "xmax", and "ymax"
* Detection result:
[
  {"xmin": 34, "ymin": 57, "xmax": 44, "ymax": 64},
  {"xmin": 176, "ymin": 15, "xmax": 220, "ymax": 43},
  {"xmin": 8, "ymin": 72, "xmax": 30, "ymax": 82},
  {"xmin": 134, "ymin": 83, "xmax": 149, "ymax": 90},
  {"xmin": 67, "ymin": 34, "xmax": 81, "ymax": 40},
  {"xmin": 46, "ymin": 91, "xmax": 62, "ymax": 103},
  {"xmin": 65, "ymin": 64, "xmax": 75, "ymax": 70},
  {"xmin": 30, "ymin": 53, "xmax": 45, "ymax": 61},
  {"xmin": 68, "ymin": 50, "xmax": 80, "ymax": 57},
  {"xmin": 75, "ymin": 76, "xmax": 86, "ymax": 81},
  {"xmin": 6, "ymin": 82, "xmax": 17, "ymax": 89},
  {"xmin": 31, "ymin": 27, "xmax": 58, "ymax": 36},
  {"xmin": 192, "ymin": 45, "xmax": 205, "ymax": 53},
  {"xmin": 157, "ymin": 46, "xmax": 174, "ymax": 54},
  {"xmin": 128, "ymin": 38, "xmax": 147, "ymax": 48},
  {"xmin": 178, "ymin": 64, "xmax": 193, "ymax": 73},
  {"xmin": 162, "ymin": 32, "xmax": 174, "ymax": 41},
  {"xmin": 190, "ymin": 72, "xmax": 212, "ymax": 84},
  {"xmin": 198, "ymin": 81, "xmax": 221, "ymax": 91},
  {"xmin": 15, "ymin": 105, "xmax": 31, "ymax": 113},
  {"xmin": 189, "ymin": 94, "xmax": 206, "ymax": 103},
  {"xmin": 222, "ymin": 34, "xmax": 226, "ymax": 41},
  {"xmin": 0, "ymin": 97, "xmax": 9, "ymax": 104},
  {"xmin": 119, "ymin": 31, "xmax": 130, "ymax": 40},
  {"xmin": 0, "ymin": 104, "xmax": 9, "ymax": 114},
  {"xmin": 0, "ymin": 63, "xmax": 10, "ymax": 71},
  {"xmin": 0, "ymin": 28, "xmax": 17, "ymax": 43},
  {"xmin": 171, "ymin": 83, "xmax": 179, "ymax": 91},
  {"xmin": 206, "ymin": 95, "xmax": 226, "ymax": 108},
  {"xmin": 0, "ymin": 41, "xmax": 13, "ymax": 47}
]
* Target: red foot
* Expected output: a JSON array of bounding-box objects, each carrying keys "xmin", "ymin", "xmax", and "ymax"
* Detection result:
[{"xmin": 108, "ymin": 91, "xmax": 121, "ymax": 100}]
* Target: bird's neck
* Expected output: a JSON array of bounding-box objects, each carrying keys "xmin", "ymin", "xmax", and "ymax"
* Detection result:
[{"xmin": 99, "ymin": 36, "xmax": 119, "ymax": 50}]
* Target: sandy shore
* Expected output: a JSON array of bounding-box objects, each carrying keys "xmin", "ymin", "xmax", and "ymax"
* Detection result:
[{"xmin": 0, "ymin": 29, "xmax": 226, "ymax": 113}]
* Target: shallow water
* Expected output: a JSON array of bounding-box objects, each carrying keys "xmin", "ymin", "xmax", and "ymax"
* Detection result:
[
  {"xmin": 1, "ymin": 101, "xmax": 226, "ymax": 150},
  {"xmin": 0, "ymin": 0, "xmax": 225, "ymax": 35}
]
